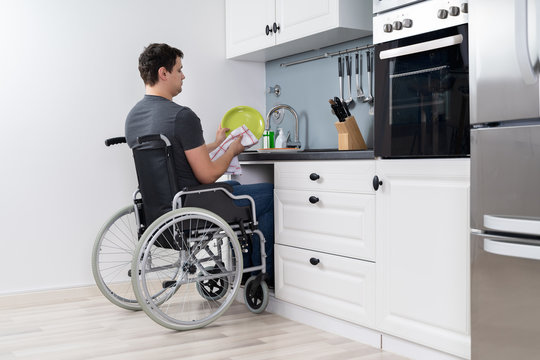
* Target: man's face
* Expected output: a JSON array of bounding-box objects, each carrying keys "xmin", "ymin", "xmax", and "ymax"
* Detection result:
[{"xmin": 168, "ymin": 57, "xmax": 185, "ymax": 96}]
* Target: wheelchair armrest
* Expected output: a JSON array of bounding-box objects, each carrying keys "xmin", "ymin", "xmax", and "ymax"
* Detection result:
[
  {"xmin": 176, "ymin": 182, "xmax": 254, "ymax": 225},
  {"xmin": 184, "ymin": 182, "xmax": 234, "ymax": 193}
]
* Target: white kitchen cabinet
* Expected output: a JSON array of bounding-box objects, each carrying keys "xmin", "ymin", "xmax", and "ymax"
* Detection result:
[
  {"xmin": 274, "ymin": 160, "xmax": 376, "ymax": 327},
  {"xmin": 275, "ymin": 244, "xmax": 376, "ymax": 326},
  {"xmin": 275, "ymin": 188, "xmax": 375, "ymax": 260},
  {"xmin": 225, "ymin": 0, "xmax": 372, "ymax": 61},
  {"xmin": 374, "ymin": 158, "xmax": 470, "ymax": 359}
]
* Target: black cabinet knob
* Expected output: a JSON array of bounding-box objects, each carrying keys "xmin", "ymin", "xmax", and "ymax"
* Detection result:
[
  {"xmin": 373, "ymin": 175, "xmax": 383, "ymax": 191},
  {"xmin": 309, "ymin": 196, "xmax": 319, "ymax": 204},
  {"xmin": 273, "ymin": 22, "xmax": 280, "ymax": 33},
  {"xmin": 309, "ymin": 257, "xmax": 320, "ymax": 266},
  {"xmin": 265, "ymin": 24, "xmax": 271, "ymax": 35},
  {"xmin": 309, "ymin": 173, "xmax": 320, "ymax": 181}
]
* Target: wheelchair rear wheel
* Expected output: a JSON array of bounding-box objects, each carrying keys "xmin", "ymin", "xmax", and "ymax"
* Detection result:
[
  {"xmin": 92, "ymin": 205, "xmax": 141, "ymax": 311},
  {"xmin": 131, "ymin": 207, "xmax": 243, "ymax": 330}
]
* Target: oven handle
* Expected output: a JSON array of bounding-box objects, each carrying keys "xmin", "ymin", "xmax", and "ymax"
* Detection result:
[{"xmin": 379, "ymin": 34, "xmax": 463, "ymax": 60}]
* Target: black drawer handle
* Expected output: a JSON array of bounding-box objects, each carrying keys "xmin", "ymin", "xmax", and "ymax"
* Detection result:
[
  {"xmin": 373, "ymin": 175, "xmax": 383, "ymax": 191},
  {"xmin": 309, "ymin": 196, "xmax": 319, "ymax": 204},
  {"xmin": 309, "ymin": 172, "xmax": 320, "ymax": 181},
  {"xmin": 309, "ymin": 257, "xmax": 320, "ymax": 266}
]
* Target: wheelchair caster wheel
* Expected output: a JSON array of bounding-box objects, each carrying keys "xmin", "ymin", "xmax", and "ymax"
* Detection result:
[
  {"xmin": 243, "ymin": 275, "xmax": 269, "ymax": 314},
  {"xmin": 196, "ymin": 265, "xmax": 229, "ymax": 301}
]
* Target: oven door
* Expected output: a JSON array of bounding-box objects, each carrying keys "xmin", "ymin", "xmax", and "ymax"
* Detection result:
[{"xmin": 374, "ymin": 24, "xmax": 470, "ymax": 158}]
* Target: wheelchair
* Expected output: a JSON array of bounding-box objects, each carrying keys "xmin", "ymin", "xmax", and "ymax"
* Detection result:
[{"xmin": 92, "ymin": 134, "xmax": 270, "ymax": 330}]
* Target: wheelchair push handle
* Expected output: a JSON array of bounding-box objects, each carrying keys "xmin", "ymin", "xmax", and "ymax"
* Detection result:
[
  {"xmin": 137, "ymin": 134, "xmax": 172, "ymax": 147},
  {"xmin": 104, "ymin": 137, "xmax": 126, "ymax": 147}
]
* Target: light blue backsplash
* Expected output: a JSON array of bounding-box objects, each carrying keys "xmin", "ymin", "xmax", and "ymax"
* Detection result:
[{"xmin": 265, "ymin": 36, "xmax": 374, "ymax": 150}]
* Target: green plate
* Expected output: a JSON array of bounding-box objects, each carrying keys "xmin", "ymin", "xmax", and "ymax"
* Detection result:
[{"xmin": 221, "ymin": 106, "xmax": 265, "ymax": 139}]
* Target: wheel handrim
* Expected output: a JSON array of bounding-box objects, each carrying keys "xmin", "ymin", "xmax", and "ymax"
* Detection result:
[{"xmin": 132, "ymin": 208, "xmax": 242, "ymax": 330}]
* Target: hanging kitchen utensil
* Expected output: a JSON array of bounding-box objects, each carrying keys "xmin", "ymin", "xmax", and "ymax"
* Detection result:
[
  {"xmin": 363, "ymin": 50, "xmax": 374, "ymax": 104},
  {"xmin": 356, "ymin": 52, "xmax": 365, "ymax": 100},
  {"xmin": 338, "ymin": 56, "xmax": 344, "ymax": 102},
  {"xmin": 345, "ymin": 55, "xmax": 354, "ymax": 106}
]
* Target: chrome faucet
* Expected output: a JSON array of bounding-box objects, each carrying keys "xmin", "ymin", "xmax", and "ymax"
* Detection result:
[{"xmin": 266, "ymin": 104, "xmax": 301, "ymax": 148}]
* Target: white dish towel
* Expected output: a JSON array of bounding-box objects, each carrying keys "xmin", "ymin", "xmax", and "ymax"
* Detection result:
[{"xmin": 209, "ymin": 125, "xmax": 258, "ymax": 175}]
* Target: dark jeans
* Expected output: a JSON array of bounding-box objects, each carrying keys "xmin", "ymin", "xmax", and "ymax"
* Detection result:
[{"xmin": 224, "ymin": 181, "xmax": 274, "ymax": 281}]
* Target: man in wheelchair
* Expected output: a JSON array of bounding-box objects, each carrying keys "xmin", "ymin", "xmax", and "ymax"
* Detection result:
[{"xmin": 125, "ymin": 43, "xmax": 274, "ymax": 289}]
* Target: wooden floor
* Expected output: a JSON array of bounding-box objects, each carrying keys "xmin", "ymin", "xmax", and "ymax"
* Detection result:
[{"xmin": 0, "ymin": 286, "xmax": 408, "ymax": 360}]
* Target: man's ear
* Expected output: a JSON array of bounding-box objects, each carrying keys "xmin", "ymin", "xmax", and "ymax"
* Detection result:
[{"xmin": 158, "ymin": 67, "xmax": 168, "ymax": 81}]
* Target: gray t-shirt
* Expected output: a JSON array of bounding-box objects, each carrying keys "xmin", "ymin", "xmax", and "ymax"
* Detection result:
[{"xmin": 125, "ymin": 95, "xmax": 205, "ymax": 188}]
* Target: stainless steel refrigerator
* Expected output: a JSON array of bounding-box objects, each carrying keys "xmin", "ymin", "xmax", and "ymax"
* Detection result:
[{"xmin": 470, "ymin": 0, "xmax": 540, "ymax": 359}]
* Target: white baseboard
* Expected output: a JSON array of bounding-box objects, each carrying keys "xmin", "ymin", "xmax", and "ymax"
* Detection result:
[
  {"xmin": 266, "ymin": 294, "xmax": 382, "ymax": 349},
  {"xmin": 381, "ymin": 334, "xmax": 466, "ymax": 360},
  {"xmin": 253, "ymin": 291, "xmax": 468, "ymax": 360}
]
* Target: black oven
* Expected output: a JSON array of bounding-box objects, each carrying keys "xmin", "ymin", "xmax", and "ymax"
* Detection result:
[{"xmin": 373, "ymin": 7, "xmax": 470, "ymax": 158}]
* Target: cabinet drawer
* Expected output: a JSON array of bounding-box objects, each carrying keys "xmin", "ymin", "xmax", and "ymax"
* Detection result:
[
  {"xmin": 275, "ymin": 189, "xmax": 375, "ymax": 261},
  {"xmin": 275, "ymin": 244, "xmax": 375, "ymax": 327},
  {"xmin": 274, "ymin": 160, "xmax": 375, "ymax": 194}
]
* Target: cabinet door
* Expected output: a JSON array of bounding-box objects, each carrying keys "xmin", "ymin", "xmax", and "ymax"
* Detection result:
[
  {"xmin": 225, "ymin": 0, "xmax": 275, "ymax": 58},
  {"xmin": 275, "ymin": 244, "xmax": 375, "ymax": 327},
  {"xmin": 274, "ymin": 160, "xmax": 375, "ymax": 194},
  {"xmin": 275, "ymin": 189, "xmax": 375, "ymax": 261},
  {"xmin": 275, "ymin": 0, "xmax": 338, "ymax": 44},
  {"xmin": 375, "ymin": 159, "xmax": 470, "ymax": 359}
]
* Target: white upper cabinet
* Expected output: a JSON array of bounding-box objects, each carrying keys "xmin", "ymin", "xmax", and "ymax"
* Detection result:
[
  {"xmin": 226, "ymin": 0, "xmax": 373, "ymax": 61},
  {"xmin": 225, "ymin": 0, "xmax": 276, "ymax": 58}
]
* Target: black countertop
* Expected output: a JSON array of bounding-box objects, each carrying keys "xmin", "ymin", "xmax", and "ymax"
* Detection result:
[{"xmin": 238, "ymin": 148, "xmax": 375, "ymax": 162}]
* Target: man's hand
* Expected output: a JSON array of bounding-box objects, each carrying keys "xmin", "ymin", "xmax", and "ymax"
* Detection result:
[
  {"xmin": 229, "ymin": 137, "xmax": 245, "ymax": 156},
  {"xmin": 215, "ymin": 125, "xmax": 228, "ymax": 145}
]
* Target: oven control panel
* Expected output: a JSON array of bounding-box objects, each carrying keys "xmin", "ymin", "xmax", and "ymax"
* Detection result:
[{"xmin": 373, "ymin": 0, "xmax": 468, "ymax": 44}]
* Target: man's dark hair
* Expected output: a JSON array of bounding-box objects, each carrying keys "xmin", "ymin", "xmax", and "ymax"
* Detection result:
[{"xmin": 138, "ymin": 43, "xmax": 184, "ymax": 86}]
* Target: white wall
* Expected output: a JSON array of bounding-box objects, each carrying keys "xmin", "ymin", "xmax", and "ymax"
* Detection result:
[{"xmin": 0, "ymin": 0, "xmax": 265, "ymax": 295}]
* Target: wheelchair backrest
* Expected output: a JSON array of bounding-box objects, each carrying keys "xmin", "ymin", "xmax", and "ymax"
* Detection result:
[{"xmin": 132, "ymin": 135, "xmax": 178, "ymax": 227}]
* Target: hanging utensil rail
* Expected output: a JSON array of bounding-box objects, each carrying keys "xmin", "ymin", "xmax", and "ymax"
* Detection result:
[{"xmin": 280, "ymin": 43, "xmax": 374, "ymax": 68}]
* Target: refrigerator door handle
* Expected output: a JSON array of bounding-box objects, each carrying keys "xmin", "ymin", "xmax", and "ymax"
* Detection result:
[
  {"xmin": 484, "ymin": 214, "xmax": 540, "ymax": 236},
  {"xmin": 515, "ymin": 0, "xmax": 539, "ymax": 85},
  {"xmin": 484, "ymin": 238, "xmax": 540, "ymax": 261}
]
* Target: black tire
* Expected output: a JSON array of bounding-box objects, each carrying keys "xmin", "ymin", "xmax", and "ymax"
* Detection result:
[{"xmin": 244, "ymin": 276, "xmax": 269, "ymax": 314}]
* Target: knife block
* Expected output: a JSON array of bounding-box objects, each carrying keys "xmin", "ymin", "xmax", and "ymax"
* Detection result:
[{"xmin": 334, "ymin": 116, "xmax": 367, "ymax": 150}]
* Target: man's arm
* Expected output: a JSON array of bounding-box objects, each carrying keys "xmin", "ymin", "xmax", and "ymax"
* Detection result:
[{"xmin": 185, "ymin": 137, "xmax": 244, "ymax": 184}]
